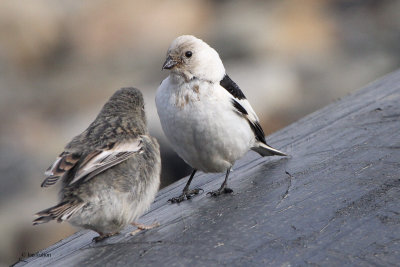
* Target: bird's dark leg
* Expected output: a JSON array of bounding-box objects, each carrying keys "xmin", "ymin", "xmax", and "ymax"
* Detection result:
[
  {"xmin": 93, "ymin": 231, "xmax": 119, "ymax": 242},
  {"xmin": 168, "ymin": 169, "xmax": 203, "ymax": 203},
  {"xmin": 207, "ymin": 168, "xmax": 233, "ymax": 197}
]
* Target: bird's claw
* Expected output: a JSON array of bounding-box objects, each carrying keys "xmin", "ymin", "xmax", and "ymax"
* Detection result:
[
  {"xmin": 168, "ymin": 188, "xmax": 203, "ymax": 203},
  {"xmin": 128, "ymin": 221, "xmax": 160, "ymax": 236},
  {"xmin": 168, "ymin": 195, "xmax": 184, "ymax": 203},
  {"xmin": 207, "ymin": 187, "xmax": 233, "ymax": 197}
]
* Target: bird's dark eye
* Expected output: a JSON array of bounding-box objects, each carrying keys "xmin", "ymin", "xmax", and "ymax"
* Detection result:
[{"xmin": 185, "ymin": 51, "xmax": 192, "ymax": 58}]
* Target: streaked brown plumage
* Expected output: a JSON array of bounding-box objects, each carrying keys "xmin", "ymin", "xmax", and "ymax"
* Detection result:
[{"xmin": 33, "ymin": 87, "xmax": 161, "ymax": 241}]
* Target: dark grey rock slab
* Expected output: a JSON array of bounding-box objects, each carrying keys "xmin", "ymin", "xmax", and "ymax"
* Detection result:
[{"xmin": 15, "ymin": 70, "xmax": 400, "ymax": 266}]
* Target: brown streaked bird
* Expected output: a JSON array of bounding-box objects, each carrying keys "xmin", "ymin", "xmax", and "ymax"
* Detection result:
[{"xmin": 33, "ymin": 87, "xmax": 161, "ymax": 242}]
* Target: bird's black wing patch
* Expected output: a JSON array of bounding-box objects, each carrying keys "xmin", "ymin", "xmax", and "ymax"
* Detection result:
[
  {"xmin": 231, "ymin": 99, "xmax": 248, "ymax": 115},
  {"xmin": 249, "ymin": 120, "xmax": 267, "ymax": 144},
  {"xmin": 231, "ymin": 99, "xmax": 266, "ymax": 144},
  {"xmin": 220, "ymin": 74, "xmax": 246, "ymax": 100}
]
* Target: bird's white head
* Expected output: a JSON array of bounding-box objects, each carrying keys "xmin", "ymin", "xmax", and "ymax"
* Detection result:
[{"xmin": 162, "ymin": 35, "xmax": 225, "ymax": 83}]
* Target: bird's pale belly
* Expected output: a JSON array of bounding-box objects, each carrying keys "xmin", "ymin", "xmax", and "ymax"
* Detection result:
[{"xmin": 161, "ymin": 99, "xmax": 254, "ymax": 172}]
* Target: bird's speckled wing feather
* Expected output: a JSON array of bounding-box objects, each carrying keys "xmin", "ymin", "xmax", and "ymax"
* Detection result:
[{"xmin": 41, "ymin": 138, "xmax": 143, "ymax": 187}]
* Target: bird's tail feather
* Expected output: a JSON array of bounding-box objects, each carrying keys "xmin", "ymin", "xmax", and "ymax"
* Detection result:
[
  {"xmin": 33, "ymin": 201, "xmax": 84, "ymax": 225},
  {"xmin": 251, "ymin": 142, "xmax": 287, "ymax": 157}
]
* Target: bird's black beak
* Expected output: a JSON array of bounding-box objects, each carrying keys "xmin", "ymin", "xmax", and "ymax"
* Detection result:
[{"xmin": 162, "ymin": 56, "xmax": 177, "ymax": 70}]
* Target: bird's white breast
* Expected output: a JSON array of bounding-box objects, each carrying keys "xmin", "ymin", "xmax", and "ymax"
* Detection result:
[{"xmin": 156, "ymin": 75, "xmax": 254, "ymax": 172}]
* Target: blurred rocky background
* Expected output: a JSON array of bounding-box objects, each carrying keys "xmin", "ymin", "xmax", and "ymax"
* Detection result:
[{"xmin": 1, "ymin": 0, "xmax": 399, "ymax": 265}]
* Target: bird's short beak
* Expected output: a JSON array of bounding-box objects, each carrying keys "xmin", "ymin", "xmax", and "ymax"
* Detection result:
[{"xmin": 162, "ymin": 55, "xmax": 178, "ymax": 70}]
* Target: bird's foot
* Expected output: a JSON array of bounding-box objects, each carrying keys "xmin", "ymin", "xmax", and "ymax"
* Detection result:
[
  {"xmin": 93, "ymin": 232, "xmax": 119, "ymax": 242},
  {"xmin": 129, "ymin": 221, "xmax": 160, "ymax": 236},
  {"xmin": 207, "ymin": 187, "xmax": 233, "ymax": 197},
  {"xmin": 168, "ymin": 188, "xmax": 203, "ymax": 203}
]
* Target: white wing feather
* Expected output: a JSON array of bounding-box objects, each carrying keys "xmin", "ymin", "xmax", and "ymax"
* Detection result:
[{"xmin": 68, "ymin": 139, "xmax": 143, "ymax": 185}]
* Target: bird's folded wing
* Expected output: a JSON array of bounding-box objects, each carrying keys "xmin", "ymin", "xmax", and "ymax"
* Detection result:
[
  {"xmin": 220, "ymin": 74, "xmax": 260, "ymax": 121},
  {"xmin": 231, "ymin": 97, "xmax": 266, "ymax": 143},
  {"xmin": 219, "ymin": 74, "xmax": 266, "ymax": 144},
  {"xmin": 70, "ymin": 139, "xmax": 143, "ymax": 185},
  {"xmin": 230, "ymin": 92, "xmax": 287, "ymax": 156},
  {"xmin": 41, "ymin": 152, "xmax": 82, "ymax": 187},
  {"xmin": 41, "ymin": 138, "xmax": 143, "ymax": 187}
]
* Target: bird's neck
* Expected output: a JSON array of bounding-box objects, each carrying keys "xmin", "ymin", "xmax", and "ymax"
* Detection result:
[
  {"xmin": 170, "ymin": 72, "xmax": 215, "ymax": 86},
  {"xmin": 170, "ymin": 70, "xmax": 195, "ymax": 83}
]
